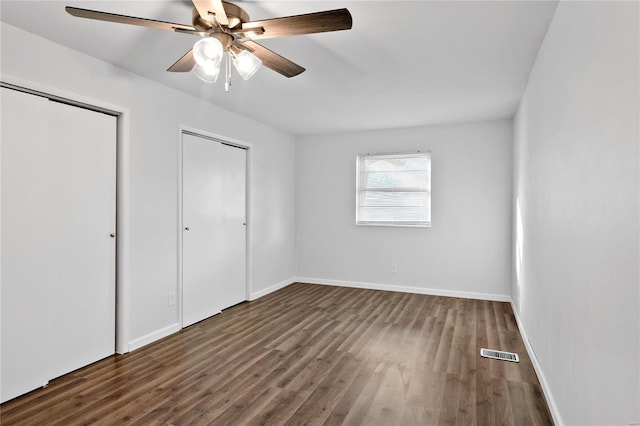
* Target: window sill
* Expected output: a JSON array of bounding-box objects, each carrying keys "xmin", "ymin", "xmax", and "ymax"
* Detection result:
[{"xmin": 355, "ymin": 222, "xmax": 431, "ymax": 228}]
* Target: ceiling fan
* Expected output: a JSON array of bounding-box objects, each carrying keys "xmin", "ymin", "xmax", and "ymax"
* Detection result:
[{"xmin": 65, "ymin": 1, "xmax": 352, "ymax": 90}]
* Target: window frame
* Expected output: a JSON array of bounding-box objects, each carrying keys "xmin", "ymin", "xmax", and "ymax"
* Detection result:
[{"xmin": 355, "ymin": 151, "xmax": 431, "ymax": 228}]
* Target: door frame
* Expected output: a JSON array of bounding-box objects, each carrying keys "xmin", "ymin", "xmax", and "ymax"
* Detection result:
[
  {"xmin": 177, "ymin": 125, "xmax": 251, "ymax": 328},
  {"xmin": 0, "ymin": 77, "xmax": 131, "ymax": 354}
]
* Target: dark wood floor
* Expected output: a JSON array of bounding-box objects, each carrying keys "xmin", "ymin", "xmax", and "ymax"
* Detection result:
[{"xmin": 1, "ymin": 283, "xmax": 553, "ymax": 425}]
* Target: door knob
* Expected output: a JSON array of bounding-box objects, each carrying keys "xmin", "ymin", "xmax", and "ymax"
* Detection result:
[
  {"xmin": 110, "ymin": 233, "xmax": 116, "ymax": 238},
  {"xmin": 184, "ymin": 227, "xmax": 190, "ymax": 231}
]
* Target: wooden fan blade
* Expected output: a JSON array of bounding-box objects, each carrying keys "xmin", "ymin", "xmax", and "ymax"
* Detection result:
[
  {"xmin": 65, "ymin": 6, "xmax": 195, "ymax": 31},
  {"xmin": 240, "ymin": 41, "xmax": 304, "ymax": 78},
  {"xmin": 192, "ymin": 0, "xmax": 229, "ymax": 26},
  {"xmin": 241, "ymin": 9, "xmax": 352, "ymax": 40},
  {"xmin": 167, "ymin": 49, "xmax": 196, "ymax": 72}
]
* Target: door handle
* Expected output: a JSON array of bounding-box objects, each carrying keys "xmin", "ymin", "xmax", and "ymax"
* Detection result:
[
  {"xmin": 184, "ymin": 227, "xmax": 190, "ymax": 231},
  {"xmin": 110, "ymin": 233, "xmax": 116, "ymax": 238}
]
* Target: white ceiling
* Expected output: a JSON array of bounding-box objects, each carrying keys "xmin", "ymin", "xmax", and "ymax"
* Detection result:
[{"xmin": 0, "ymin": 1, "xmax": 558, "ymax": 136}]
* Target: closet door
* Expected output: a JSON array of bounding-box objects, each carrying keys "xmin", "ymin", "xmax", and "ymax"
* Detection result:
[
  {"xmin": 46, "ymin": 101, "xmax": 116, "ymax": 380},
  {"xmin": 0, "ymin": 89, "xmax": 116, "ymax": 403},
  {"xmin": 1, "ymin": 88, "xmax": 52, "ymax": 402},
  {"xmin": 182, "ymin": 133, "xmax": 224, "ymax": 327},
  {"xmin": 182, "ymin": 134, "xmax": 246, "ymax": 327},
  {"xmin": 217, "ymin": 143, "xmax": 246, "ymax": 309}
]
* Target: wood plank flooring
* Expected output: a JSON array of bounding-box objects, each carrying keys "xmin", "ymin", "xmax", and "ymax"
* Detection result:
[{"xmin": 0, "ymin": 283, "xmax": 554, "ymax": 425}]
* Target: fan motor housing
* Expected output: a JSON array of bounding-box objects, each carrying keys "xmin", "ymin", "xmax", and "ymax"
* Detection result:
[{"xmin": 192, "ymin": 1, "xmax": 249, "ymax": 30}]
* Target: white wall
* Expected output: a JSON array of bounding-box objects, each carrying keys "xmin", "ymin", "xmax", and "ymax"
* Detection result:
[
  {"xmin": 296, "ymin": 120, "xmax": 513, "ymax": 299},
  {"xmin": 512, "ymin": 2, "xmax": 639, "ymax": 424},
  {"xmin": 1, "ymin": 23, "xmax": 296, "ymax": 349}
]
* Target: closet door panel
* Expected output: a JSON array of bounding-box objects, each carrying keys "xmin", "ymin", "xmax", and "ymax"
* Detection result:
[
  {"xmin": 1, "ymin": 88, "xmax": 51, "ymax": 402},
  {"xmin": 182, "ymin": 134, "xmax": 224, "ymax": 327},
  {"xmin": 46, "ymin": 101, "xmax": 116, "ymax": 379},
  {"xmin": 218, "ymin": 144, "xmax": 246, "ymax": 309}
]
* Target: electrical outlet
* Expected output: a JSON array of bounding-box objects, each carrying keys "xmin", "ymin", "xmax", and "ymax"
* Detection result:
[
  {"xmin": 168, "ymin": 291, "xmax": 176, "ymax": 306},
  {"xmin": 390, "ymin": 263, "xmax": 398, "ymax": 273}
]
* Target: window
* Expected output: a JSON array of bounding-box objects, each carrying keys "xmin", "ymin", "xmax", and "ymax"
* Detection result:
[{"xmin": 356, "ymin": 152, "xmax": 431, "ymax": 227}]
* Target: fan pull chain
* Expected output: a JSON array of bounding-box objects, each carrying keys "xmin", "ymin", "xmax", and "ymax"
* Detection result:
[{"xmin": 225, "ymin": 52, "xmax": 232, "ymax": 92}]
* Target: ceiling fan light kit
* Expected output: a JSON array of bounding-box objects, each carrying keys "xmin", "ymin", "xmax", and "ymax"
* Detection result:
[
  {"xmin": 232, "ymin": 50, "xmax": 262, "ymax": 81},
  {"xmin": 193, "ymin": 37, "xmax": 224, "ymax": 69},
  {"xmin": 193, "ymin": 62, "xmax": 221, "ymax": 84},
  {"xmin": 65, "ymin": 0, "xmax": 353, "ymax": 92}
]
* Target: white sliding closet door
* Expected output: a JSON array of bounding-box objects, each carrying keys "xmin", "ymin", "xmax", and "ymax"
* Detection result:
[
  {"xmin": 0, "ymin": 88, "xmax": 116, "ymax": 403},
  {"xmin": 46, "ymin": 101, "xmax": 116, "ymax": 380},
  {"xmin": 217, "ymin": 143, "xmax": 246, "ymax": 309},
  {"xmin": 1, "ymin": 88, "xmax": 52, "ymax": 402},
  {"xmin": 182, "ymin": 133, "xmax": 246, "ymax": 328}
]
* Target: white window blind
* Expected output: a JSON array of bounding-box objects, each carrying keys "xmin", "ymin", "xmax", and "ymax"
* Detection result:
[{"xmin": 356, "ymin": 152, "xmax": 431, "ymax": 227}]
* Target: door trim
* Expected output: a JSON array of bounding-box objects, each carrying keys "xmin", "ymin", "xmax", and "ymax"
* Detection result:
[
  {"xmin": 0, "ymin": 76, "xmax": 131, "ymax": 354},
  {"xmin": 177, "ymin": 125, "xmax": 251, "ymax": 328}
]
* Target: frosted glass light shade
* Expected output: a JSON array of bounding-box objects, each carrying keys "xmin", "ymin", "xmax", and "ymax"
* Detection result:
[
  {"xmin": 192, "ymin": 37, "xmax": 223, "ymax": 81},
  {"xmin": 193, "ymin": 63, "xmax": 220, "ymax": 83},
  {"xmin": 233, "ymin": 50, "xmax": 262, "ymax": 80}
]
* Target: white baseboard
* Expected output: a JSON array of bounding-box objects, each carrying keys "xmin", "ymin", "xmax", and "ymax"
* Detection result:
[
  {"xmin": 128, "ymin": 322, "xmax": 181, "ymax": 352},
  {"xmin": 509, "ymin": 299, "xmax": 563, "ymax": 425},
  {"xmin": 249, "ymin": 277, "xmax": 296, "ymax": 301},
  {"xmin": 126, "ymin": 278, "xmax": 297, "ymax": 353},
  {"xmin": 295, "ymin": 277, "xmax": 511, "ymax": 302}
]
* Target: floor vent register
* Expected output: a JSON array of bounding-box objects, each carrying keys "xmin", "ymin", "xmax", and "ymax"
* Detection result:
[{"xmin": 480, "ymin": 348, "xmax": 519, "ymax": 362}]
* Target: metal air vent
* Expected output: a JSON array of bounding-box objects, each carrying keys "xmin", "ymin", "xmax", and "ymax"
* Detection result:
[{"xmin": 480, "ymin": 348, "xmax": 519, "ymax": 362}]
